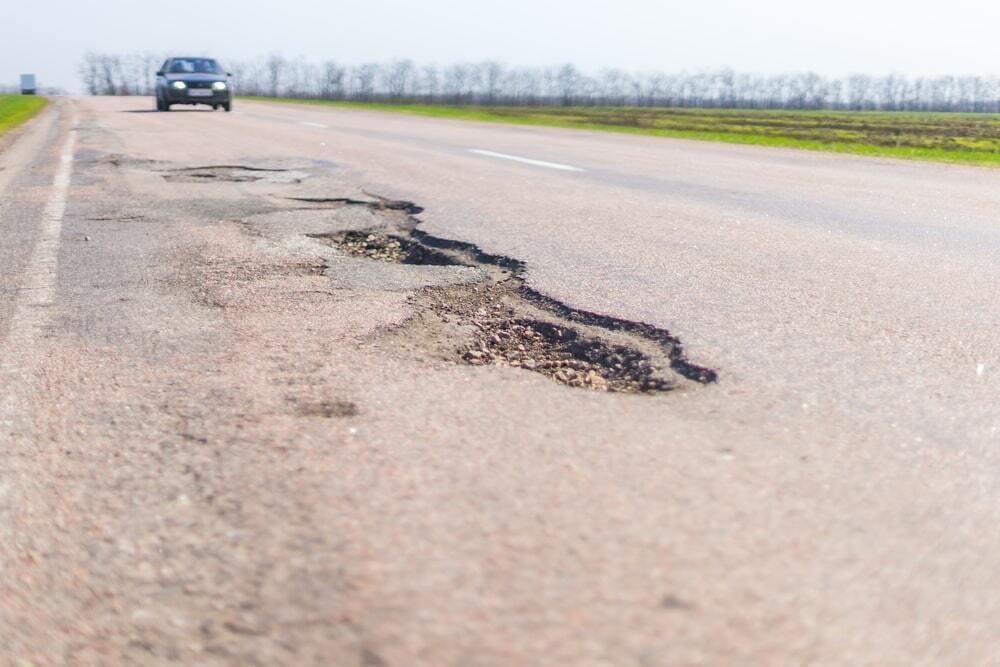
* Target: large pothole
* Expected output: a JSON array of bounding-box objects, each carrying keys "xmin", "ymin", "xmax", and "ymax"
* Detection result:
[
  {"xmin": 424, "ymin": 281, "xmax": 676, "ymax": 393},
  {"xmin": 163, "ymin": 165, "xmax": 308, "ymax": 184},
  {"xmin": 306, "ymin": 199, "xmax": 717, "ymax": 394}
]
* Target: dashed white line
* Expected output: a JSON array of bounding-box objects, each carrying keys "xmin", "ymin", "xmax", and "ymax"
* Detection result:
[
  {"xmin": 300, "ymin": 121, "xmax": 329, "ymax": 129},
  {"xmin": 0, "ymin": 122, "xmax": 76, "ymax": 428},
  {"xmin": 468, "ymin": 148, "xmax": 584, "ymax": 172}
]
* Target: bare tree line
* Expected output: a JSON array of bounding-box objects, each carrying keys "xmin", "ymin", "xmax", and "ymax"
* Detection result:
[{"xmin": 80, "ymin": 52, "xmax": 1000, "ymax": 113}]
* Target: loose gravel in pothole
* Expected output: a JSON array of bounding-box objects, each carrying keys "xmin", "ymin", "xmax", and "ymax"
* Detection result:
[
  {"xmin": 421, "ymin": 282, "xmax": 676, "ymax": 394},
  {"xmin": 311, "ymin": 230, "xmax": 458, "ymax": 266}
]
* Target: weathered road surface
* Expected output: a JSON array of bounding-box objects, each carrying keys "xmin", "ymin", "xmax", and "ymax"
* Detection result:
[{"xmin": 2, "ymin": 96, "xmax": 1000, "ymax": 665}]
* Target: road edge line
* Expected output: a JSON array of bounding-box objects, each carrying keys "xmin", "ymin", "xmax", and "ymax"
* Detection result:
[{"xmin": 0, "ymin": 116, "xmax": 76, "ymax": 429}]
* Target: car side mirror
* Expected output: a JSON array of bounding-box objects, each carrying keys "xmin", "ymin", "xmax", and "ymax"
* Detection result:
[
  {"xmin": 227, "ymin": 72, "xmax": 233, "ymax": 77},
  {"xmin": 156, "ymin": 71, "xmax": 165, "ymax": 76}
]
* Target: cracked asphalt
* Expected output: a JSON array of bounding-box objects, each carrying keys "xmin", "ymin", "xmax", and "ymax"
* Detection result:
[{"xmin": 2, "ymin": 96, "xmax": 1000, "ymax": 666}]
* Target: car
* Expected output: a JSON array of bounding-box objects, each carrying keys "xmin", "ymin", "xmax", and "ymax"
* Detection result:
[{"xmin": 155, "ymin": 57, "xmax": 233, "ymax": 112}]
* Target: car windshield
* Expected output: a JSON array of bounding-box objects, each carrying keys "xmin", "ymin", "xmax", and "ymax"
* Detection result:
[{"xmin": 169, "ymin": 58, "xmax": 223, "ymax": 74}]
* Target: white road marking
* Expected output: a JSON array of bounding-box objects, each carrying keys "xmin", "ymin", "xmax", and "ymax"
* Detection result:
[
  {"xmin": 0, "ymin": 123, "xmax": 76, "ymax": 429},
  {"xmin": 468, "ymin": 149, "xmax": 584, "ymax": 172},
  {"xmin": 300, "ymin": 121, "xmax": 329, "ymax": 129}
]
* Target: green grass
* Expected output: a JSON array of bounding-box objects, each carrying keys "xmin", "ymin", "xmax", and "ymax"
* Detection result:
[
  {"xmin": 247, "ymin": 96, "xmax": 1000, "ymax": 166},
  {"xmin": 0, "ymin": 95, "xmax": 48, "ymax": 137}
]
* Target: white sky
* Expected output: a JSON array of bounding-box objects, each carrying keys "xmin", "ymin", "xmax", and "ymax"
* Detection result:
[{"xmin": 4, "ymin": 0, "xmax": 1000, "ymax": 92}]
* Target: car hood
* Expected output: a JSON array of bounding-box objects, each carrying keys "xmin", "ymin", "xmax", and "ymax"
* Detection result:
[{"xmin": 164, "ymin": 73, "xmax": 226, "ymax": 82}]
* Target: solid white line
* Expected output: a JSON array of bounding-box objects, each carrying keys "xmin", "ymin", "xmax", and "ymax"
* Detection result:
[
  {"xmin": 300, "ymin": 121, "xmax": 329, "ymax": 128},
  {"xmin": 468, "ymin": 149, "xmax": 584, "ymax": 172},
  {"xmin": 0, "ymin": 123, "xmax": 76, "ymax": 428}
]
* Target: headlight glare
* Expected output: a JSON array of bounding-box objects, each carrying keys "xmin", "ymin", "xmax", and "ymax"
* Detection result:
[
  {"xmin": 171, "ymin": 81, "xmax": 186, "ymax": 89},
  {"xmin": 212, "ymin": 81, "xmax": 227, "ymax": 91}
]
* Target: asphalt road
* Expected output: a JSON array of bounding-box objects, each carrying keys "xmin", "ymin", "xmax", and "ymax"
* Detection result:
[{"xmin": 3, "ymin": 96, "xmax": 1000, "ymax": 665}]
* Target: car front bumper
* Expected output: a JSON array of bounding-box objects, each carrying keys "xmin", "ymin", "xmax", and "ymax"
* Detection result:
[{"xmin": 163, "ymin": 88, "xmax": 231, "ymax": 104}]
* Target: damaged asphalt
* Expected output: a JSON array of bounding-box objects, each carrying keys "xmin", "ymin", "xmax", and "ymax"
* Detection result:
[
  {"xmin": 4, "ymin": 97, "xmax": 1000, "ymax": 666},
  {"xmin": 304, "ymin": 199, "xmax": 717, "ymax": 392}
]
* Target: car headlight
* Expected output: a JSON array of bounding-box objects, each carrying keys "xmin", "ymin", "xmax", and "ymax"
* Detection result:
[
  {"xmin": 212, "ymin": 81, "xmax": 227, "ymax": 91},
  {"xmin": 171, "ymin": 81, "xmax": 187, "ymax": 89}
]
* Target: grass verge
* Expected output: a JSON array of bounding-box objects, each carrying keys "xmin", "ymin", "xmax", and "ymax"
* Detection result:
[
  {"xmin": 247, "ymin": 97, "xmax": 1000, "ymax": 166},
  {"xmin": 0, "ymin": 95, "xmax": 48, "ymax": 138}
]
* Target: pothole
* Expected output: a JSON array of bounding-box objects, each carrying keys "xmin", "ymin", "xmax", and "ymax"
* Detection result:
[
  {"xmin": 163, "ymin": 165, "xmax": 308, "ymax": 184},
  {"xmin": 288, "ymin": 196, "xmax": 424, "ymax": 215},
  {"xmin": 308, "ymin": 230, "xmax": 457, "ymax": 266},
  {"xmin": 291, "ymin": 400, "xmax": 359, "ymax": 418},
  {"xmin": 429, "ymin": 282, "xmax": 675, "ymax": 393},
  {"xmin": 304, "ymin": 197, "xmax": 717, "ymax": 394}
]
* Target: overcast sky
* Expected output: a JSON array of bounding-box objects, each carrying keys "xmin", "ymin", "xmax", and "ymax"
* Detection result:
[{"xmin": 4, "ymin": 0, "xmax": 1000, "ymax": 92}]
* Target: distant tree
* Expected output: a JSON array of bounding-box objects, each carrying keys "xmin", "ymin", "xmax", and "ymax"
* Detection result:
[
  {"xmin": 266, "ymin": 53, "xmax": 286, "ymax": 97},
  {"xmin": 443, "ymin": 64, "xmax": 470, "ymax": 104},
  {"xmin": 481, "ymin": 61, "xmax": 504, "ymax": 103},
  {"xmin": 319, "ymin": 60, "xmax": 346, "ymax": 99},
  {"xmin": 555, "ymin": 64, "xmax": 580, "ymax": 106},
  {"xmin": 417, "ymin": 65, "xmax": 440, "ymax": 100},
  {"xmin": 598, "ymin": 69, "xmax": 629, "ymax": 106},
  {"xmin": 383, "ymin": 59, "xmax": 415, "ymax": 101},
  {"xmin": 79, "ymin": 52, "xmax": 101, "ymax": 95},
  {"xmin": 351, "ymin": 63, "xmax": 378, "ymax": 101}
]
